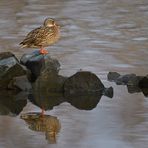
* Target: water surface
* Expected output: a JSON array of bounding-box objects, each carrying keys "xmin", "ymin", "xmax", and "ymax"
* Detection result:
[{"xmin": 0, "ymin": 0, "xmax": 148, "ymax": 148}]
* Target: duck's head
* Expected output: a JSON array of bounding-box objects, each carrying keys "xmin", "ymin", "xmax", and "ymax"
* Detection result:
[{"xmin": 43, "ymin": 18, "xmax": 59, "ymax": 27}]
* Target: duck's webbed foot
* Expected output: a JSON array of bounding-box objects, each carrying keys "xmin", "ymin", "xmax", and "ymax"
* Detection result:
[{"xmin": 39, "ymin": 48, "xmax": 48, "ymax": 54}]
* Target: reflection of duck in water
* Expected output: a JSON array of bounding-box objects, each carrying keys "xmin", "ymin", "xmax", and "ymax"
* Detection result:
[
  {"xmin": 20, "ymin": 18, "xmax": 60, "ymax": 54},
  {"xmin": 20, "ymin": 112, "xmax": 61, "ymax": 143}
]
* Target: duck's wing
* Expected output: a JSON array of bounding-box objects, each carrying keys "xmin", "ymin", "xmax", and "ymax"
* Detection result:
[{"xmin": 20, "ymin": 26, "xmax": 54, "ymax": 47}]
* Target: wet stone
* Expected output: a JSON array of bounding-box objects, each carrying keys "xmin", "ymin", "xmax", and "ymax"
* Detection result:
[
  {"xmin": 20, "ymin": 51, "xmax": 67, "ymax": 92},
  {"xmin": 138, "ymin": 76, "xmax": 148, "ymax": 97},
  {"xmin": 108, "ymin": 72, "xmax": 140, "ymax": 85},
  {"xmin": 64, "ymin": 71, "xmax": 113, "ymax": 98},
  {"xmin": 116, "ymin": 74, "xmax": 138, "ymax": 85},
  {"xmin": 29, "ymin": 71, "xmax": 113, "ymax": 112},
  {"xmin": 21, "ymin": 51, "xmax": 67, "ymax": 110},
  {"xmin": 8, "ymin": 75, "xmax": 32, "ymax": 91},
  {"xmin": 20, "ymin": 51, "xmax": 61, "ymax": 82},
  {"xmin": 107, "ymin": 72, "xmax": 120, "ymax": 82},
  {"xmin": 31, "ymin": 55, "xmax": 67, "ymax": 93},
  {"xmin": 0, "ymin": 52, "xmax": 28, "ymax": 89},
  {"xmin": 127, "ymin": 76, "xmax": 143, "ymax": 93},
  {"xmin": 20, "ymin": 51, "xmax": 45, "ymax": 82},
  {"xmin": 0, "ymin": 52, "xmax": 17, "ymax": 61},
  {"xmin": 108, "ymin": 72, "xmax": 148, "ymax": 96}
]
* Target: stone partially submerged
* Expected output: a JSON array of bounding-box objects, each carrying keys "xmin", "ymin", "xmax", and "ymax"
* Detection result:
[
  {"xmin": 23, "ymin": 54, "xmax": 66, "ymax": 111},
  {"xmin": 108, "ymin": 72, "xmax": 148, "ymax": 96},
  {"xmin": 64, "ymin": 71, "xmax": 113, "ymax": 98},
  {"xmin": 0, "ymin": 51, "xmax": 114, "ymax": 113},
  {"xmin": 24, "ymin": 53, "xmax": 114, "ymax": 111},
  {"xmin": 138, "ymin": 76, "xmax": 148, "ymax": 97},
  {"xmin": 108, "ymin": 72, "xmax": 138, "ymax": 85},
  {"xmin": 20, "ymin": 51, "xmax": 66, "ymax": 110},
  {"xmin": 20, "ymin": 52, "xmax": 113, "ymax": 99},
  {"xmin": 0, "ymin": 52, "xmax": 29, "ymax": 90},
  {"xmin": 20, "ymin": 50, "xmax": 61, "ymax": 82},
  {"xmin": 27, "ymin": 69, "xmax": 113, "ymax": 111}
]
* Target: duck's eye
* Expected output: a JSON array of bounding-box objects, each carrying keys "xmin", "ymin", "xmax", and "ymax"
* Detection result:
[{"xmin": 52, "ymin": 21, "xmax": 55, "ymax": 25}]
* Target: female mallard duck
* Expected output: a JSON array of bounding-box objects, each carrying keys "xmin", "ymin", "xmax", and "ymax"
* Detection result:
[{"xmin": 20, "ymin": 18, "xmax": 60, "ymax": 54}]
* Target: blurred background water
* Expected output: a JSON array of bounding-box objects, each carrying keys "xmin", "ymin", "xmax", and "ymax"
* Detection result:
[{"xmin": 0, "ymin": 0, "xmax": 148, "ymax": 148}]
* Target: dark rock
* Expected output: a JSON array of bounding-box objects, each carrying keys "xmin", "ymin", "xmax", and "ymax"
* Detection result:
[
  {"xmin": 19, "ymin": 51, "xmax": 114, "ymax": 112},
  {"xmin": 0, "ymin": 52, "xmax": 28, "ymax": 89},
  {"xmin": 8, "ymin": 75, "xmax": 32, "ymax": 91},
  {"xmin": 0, "ymin": 90, "xmax": 27, "ymax": 116},
  {"xmin": 127, "ymin": 76, "xmax": 143, "ymax": 93},
  {"xmin": 20, "ymin": 51, "xmax": 45, "ymax": 82},
  {"xmin": 20, "ymin": 51, "xmax": 60, "ymax": 82},
  {"xmin": 26, "ymin": 52, "xmax": 66, "ymax": 109},
  {"xmin": 116, "ymin": 74, "xmax": 137, "ymax": 85},
  {"xmin": 21, "ymin": 51, "xmax": 66, "ymax": 111},
  {"xmin": 31, "ymin": 55, "xmax": 67, "ymax": 93},
  {"xmin": 64, "ymin": 71, "xmax": 113, "ymax": 98},
  {"xmin": 108, "ymin": 72, "xmax": 137, "ymax": 85},
  {"xmin": 20, "ymin": 51, "xmax": 67, "ymax": 92},
  {"xmin": 102, "ymin": 86, "xmax": 114, "ymax": 98},
  {"xmin": 108, "ymin": 72, "xmax": 147, "ymax": 96},
  {"xmin": 33, "ymin": 73, "xmax": 66, "ymax": 93},
  {"xmin": 28, "ymin": 69, "xmax": 113, "ymax": 111},
  {"xmin": 138, "ymin": 76, "xmax": 148, "ymax": 97},
  {"xmin": 107, "ymin": 72, "xmax": 143, "ymax": 86},
  {"xmin": 29, "ymin": 67, "xmax": 66, "ymax": 110},
  {"xmin": 107, "ymin": 72, "xmax": 120, "ymax": 82}
]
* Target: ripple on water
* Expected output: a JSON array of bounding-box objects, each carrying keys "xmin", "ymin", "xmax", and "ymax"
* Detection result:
[{"xmin": 0, "ymin": 0, "xmax": 148, "ymax": 148}]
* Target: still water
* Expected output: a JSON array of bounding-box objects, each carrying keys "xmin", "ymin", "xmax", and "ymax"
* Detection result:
[{"xmin": 0, "ymin": 0, "xmax": 148, "ymax": 148}]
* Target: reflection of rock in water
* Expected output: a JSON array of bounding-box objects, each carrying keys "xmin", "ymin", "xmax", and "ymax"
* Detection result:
[
  {"xmin": 65, "ymin": 94, "xmax": 102, "ymax": 110},
  {"xmin": 20, "ymin": 52, "xmax": 114, "ymax": 112},
  {"xmin": 28, "ymin": 93, "xmax": 65, "ymax": 111},
  {"xmin": 28, "ymin": 71, "xmax": 113, "ymax": 111},
  {"xmin": 0, "ymin": 91, "xmax": 27, "ymax": 116},
  {"xmin": 108, "ymin": 72, "xmax": 148, "ymax": 97},
  {"xmin": 20, "ymin": 112, "xmax": 61, "ymax": 144}
]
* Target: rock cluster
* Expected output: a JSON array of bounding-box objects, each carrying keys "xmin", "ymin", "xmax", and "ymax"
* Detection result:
[
  {"xmin": 0, "ymin": 51, "xmax": 113, "ymax": 113},
  {"xmin": 108, "ymin": 72, "xmax": 148, "ymax": 96}
]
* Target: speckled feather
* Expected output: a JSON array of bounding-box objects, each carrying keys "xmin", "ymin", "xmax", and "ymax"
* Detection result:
[{"xmin": 20, "ymin": 24, "xmax": 59, "ymax": 48}]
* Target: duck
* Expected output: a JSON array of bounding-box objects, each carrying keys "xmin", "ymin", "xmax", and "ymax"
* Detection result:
[{"xmin": 20, "ymin": 18, "xmax": 60, "ymax": 54}]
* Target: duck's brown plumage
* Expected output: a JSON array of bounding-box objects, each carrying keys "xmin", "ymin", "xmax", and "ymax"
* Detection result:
[{"xmin": 20, "ymin": 18, "xmax": 60, "ymax": 49}]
